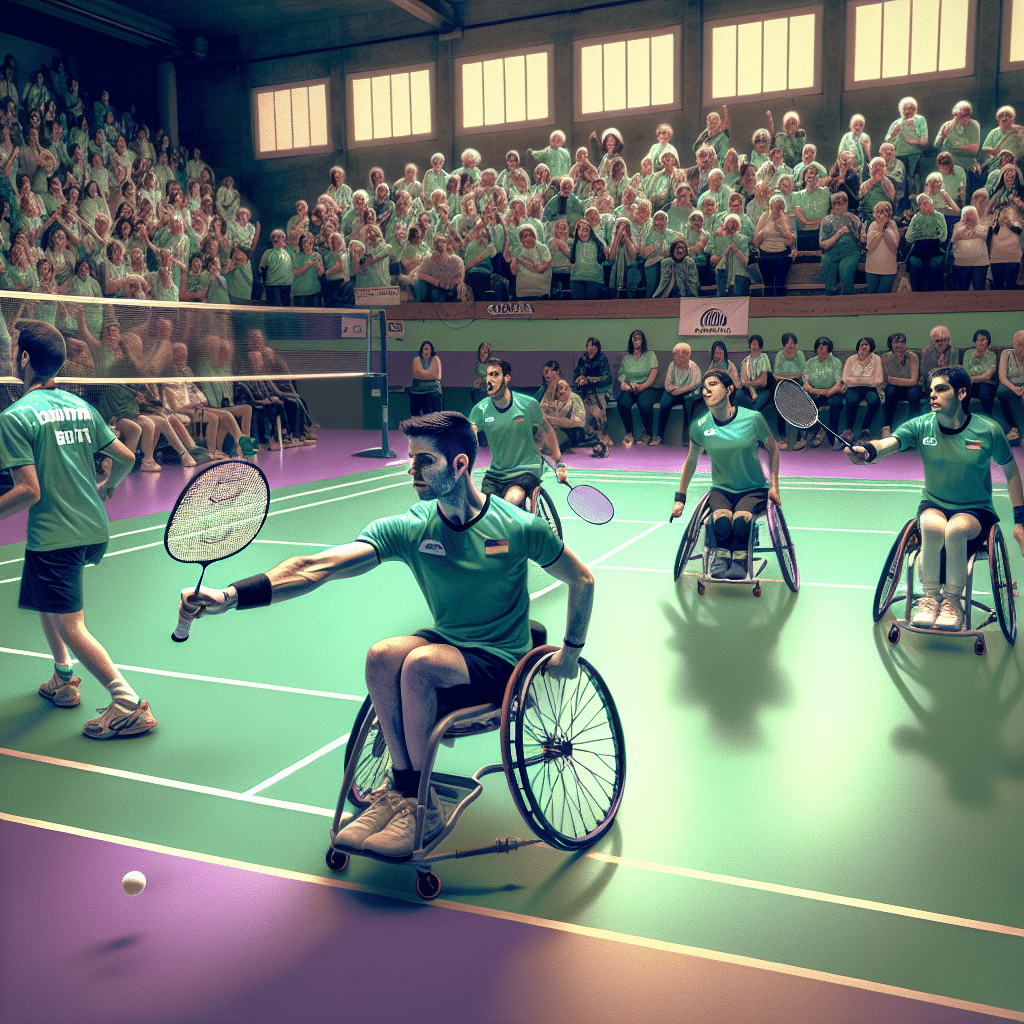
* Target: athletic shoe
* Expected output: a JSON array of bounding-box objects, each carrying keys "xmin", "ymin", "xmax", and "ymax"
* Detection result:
[
  {"xmin": 83, "ymin": 700, "xmax": 157, "ymax": 740},
  {"xmin": 810, "ymin": 429, "xmax": 825, "ymax": 448},
  {"xmin": 639, "ymin": 433, "xmax": 651, "ymax": 445},
  {"xmin": 935, "ymin": 596, "xmax": 965, "ymax": 631},
  {"xmin": 622, "ymin": 434, "xmax": 634, "ymax": 447},
  {"xmin": 881, "ymin": 426, "xmax": 892, "ymax": 439},
  {"xmin": 793, "ymin": 437, "xmax": 806, "ymax": 451},
  {"xmin": 860, "ymin": 428, "xmax": 873, "ymax": 441},
  {"xmin": 776, "ymin": 440, "xmax": 788, "ymax": 450},
  {"xmin": 722, "ymin": 558, "xmax": 748, "ymax": 580},
  {"xmin": 649, "ymin": 436, "xmax": 662, "ymax": 446},
  {"xmin": 237, "ymin": 436, "xmax": 256, "ymax": 459},
  {"xmin": 333, "ymin": 785, "xmax": 404, "ymax": 849},
  {"xmin": 832, "ymin": 437, "xmax": 846, "ymax": 451},
  {"xmin": 140, "ymin": 458, "xmax": 160, "ymax": 472},
  {"xmin": 180, "ymin": 452, "xmax": 197, "ymax": 468},
  {"xmin": 362, "ymin": 789, "xmax": 446, "ymax": 858},
  {"xmin": 709, "ymin": 550, "xmax": 730, "ymax": 578},
  {"xmin": 911, "ymin": 594, "xmax": 940, "ymax": 627},
  {"xmin": 39, "ymin": 671, "xmax": 81, "ymax": 708}
]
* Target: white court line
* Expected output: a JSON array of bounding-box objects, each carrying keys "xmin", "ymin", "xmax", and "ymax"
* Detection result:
[
  {"xmin": 242, "ymin": 733, "xmax": 351, "ymax": 797},
  {"xmin": 0, "ymin": 647, "xmax": 366, "ymax": 701},
  {"xmin": 254, "ymin": 540, "xmax": 338, "ymax": 547},
  {"xmin": 5, "ymin": 815, "xmax": 1022, "ymax": 1023}
]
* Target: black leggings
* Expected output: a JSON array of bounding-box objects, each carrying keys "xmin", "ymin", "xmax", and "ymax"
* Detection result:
[{"xmin": 617, "ymin": 387, "xmax": 658, "ymax": 436}]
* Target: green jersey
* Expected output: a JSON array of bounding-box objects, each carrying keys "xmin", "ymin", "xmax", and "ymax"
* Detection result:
[
  {"xmin": 894, "ymin": 413, "xmax": 1012, "ymax": 514},
  {"xmin": 357, "ymin": 496, "xmax": 563, "ymax": 664},
  {"xmin": 690, "ymin": 405, "xmax": 771, "ymax": 494},
  {"xmin": 469, "ymin": 391, "xmax": 545, "ymax": 482},
  {"xmin": 0, "ymin": 388, "xmax": 117, "ymax": 551}
]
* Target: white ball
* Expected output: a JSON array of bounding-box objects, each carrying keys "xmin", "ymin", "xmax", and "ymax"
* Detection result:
[{"xmin": 121, "ymin": 871, "xmax": 146, "ymax": 896}]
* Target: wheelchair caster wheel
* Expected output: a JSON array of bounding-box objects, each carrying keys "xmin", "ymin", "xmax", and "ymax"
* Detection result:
[
  {"xmin": 753, "ymin": 585, "xmax": 762, "ymax": 597},
  {"xmin": 974, "ymin": 637, "xmax": 985, "ymax": 656},
  {"xmin": 888, "ymin": 625, "xmax": 900, "ymax": 645},
  {"xmin": 416, "ymin": 871, "xmax": 442, "ymax": 900},
  {"xmin": 325, "ymin": 848, "xmax": 349, "ymax": 872},
  {"xmin": 697, "ymin": 581, "xmax": 705, "ymax": 595}
]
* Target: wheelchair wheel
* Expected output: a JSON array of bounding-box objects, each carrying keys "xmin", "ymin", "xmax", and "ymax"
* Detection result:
[
  {"xmin": 344, "ymin": 695, "xmax": 393, "ymax": 808},
  {"xmin": 988, "ymin": 525, "xmax": 1017, "ymax": 645},
  {"xmin": 533, "ymin": 486, "xmax": 562, "ymax": 539},
  {"xmin": 501, "ymin": 647, "xmax": 626, "ymax": 852},
  {"xmin": 674, "ymin": 493, "xmax": 711, "ymax": 581},
  {"xmin": 766, "ymin": 501, "xmax": 799, "ymax": 592},
  {"xmin": 873, "ymin": 519, "xmax": 920, "ymax": 623}
]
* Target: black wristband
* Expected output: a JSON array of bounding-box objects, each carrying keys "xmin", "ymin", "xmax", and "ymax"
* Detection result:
[
  {"xmin": 232, "ymin": 574, "xmax": 272, "ymax": 609},
  {"xmin": 562, "ymin": 638, "xmax": 584, "ymax": 649},
  {"xmin": 1014, "ymin": 506, "xmax": 1024, "ymax": 526},
  {"xmin": 861, "ymin": 441, "xmax": 878, "ymax": 463},
  {"xmin": 675, "ymin": 491, "xmax": 686, "ymax": 502}
]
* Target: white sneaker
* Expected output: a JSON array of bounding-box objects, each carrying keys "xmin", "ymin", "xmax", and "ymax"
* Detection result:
[
  {"xmin": 911, "ymin": 594, "xmax": 940, "ymax": 627},
  {"xmin": 935, "ymin": 596, "xmax": 965, "ymax": 631},
  {"xmin": 333, "ymin": 785, "xmax": 403, "ymax": 849},
  {"xmin": 361, "ymin": 789, "xmax": 446, "ymax": 858}
]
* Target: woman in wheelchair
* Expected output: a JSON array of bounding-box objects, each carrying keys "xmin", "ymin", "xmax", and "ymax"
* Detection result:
[
  {"xmin": 670, "ymin": 370, "xmax": 782, "ymax": 580},
  {"xmin": 848, "ymin": 365, "xmax": 1024, "ymax": 631}
]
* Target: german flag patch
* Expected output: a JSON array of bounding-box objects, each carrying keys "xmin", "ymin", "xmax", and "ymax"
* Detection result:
[
  {"xmin": 484, "ymin": 538, "xmax": 509, "ymax": 555},
  {"xmin": 965, "ymin": 440, "xmax": 983, "ymax": 450},
  {"xmin": 513, "ymin": 415, "xmax": 525, "ymax": 423}
]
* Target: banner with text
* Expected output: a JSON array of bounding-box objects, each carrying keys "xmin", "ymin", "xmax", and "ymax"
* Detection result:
[{"xmin": 678, "ymin": 297, "xmax": 749, "ymax": 337}]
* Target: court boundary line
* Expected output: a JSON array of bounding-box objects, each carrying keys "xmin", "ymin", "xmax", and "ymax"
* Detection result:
[
  {"xmin": 242, "ymin": 733, "xmax": 351, "ymax": 797},
  {"xmin": 2, "ymin": 812, "xmax": 1021, "ymax": 1021}
]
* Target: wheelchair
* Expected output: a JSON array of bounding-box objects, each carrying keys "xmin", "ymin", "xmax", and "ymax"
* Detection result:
[
  {"xmin": 530, "ymin": 485, "xmax": 562, "ymax": 539},
  {"xmin": 874, "ymin": 518, "xmax": 1017, "ymax": 655},
  {"xmin": 325, "ymin": 624, "xmax": 626, "ymax": 899},
  {"xmin": 673, "ymin": 493, "xmax": 799, "ymax": 597}
]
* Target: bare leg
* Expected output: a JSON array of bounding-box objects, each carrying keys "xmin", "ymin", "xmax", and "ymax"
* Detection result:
[
  {"xmin": 136, "ymin": 415, "xmax": 157, "ymax": 459},
  {"xmin": 918, "ymin": 507, "xmax": 948, "ymax": 590},
  {"xmin": 201, "ymin": 411, "xmax": 221, "ymax": 454},
  {"xmin": 213, "ymin": 408, "xmax": 242, "ymax": 446},
  {"xmin": 398, "ymin": 644, "xmax": 472, "ymax": 771},
  {"xmin": 503, "ymin": 484, "xmax": 527, "ymax": 508},
  {"xmin": 365, "ymin": 636, "xmax": 430, "ymax": 771},
  {"xmin": 39, "ymin": 611, "xmax": 70, "ymax": 664},
  {"xmin": 224, "ymin": 404, "xmax": 252, "ymax": 436},
  {"xmin": 44, "ymin": 610, "xmax": 119, "ymax": 685},
  {"xmin": 165, "ymin": 414, "xmax": 193, "ymax": 449},
  {"xmin": 114, "ymin": 417, "xmax": 141, "ymax": 453},
  {"xmin": 148, "ymin": 414, "xmax": 188, "ymax": 455}
]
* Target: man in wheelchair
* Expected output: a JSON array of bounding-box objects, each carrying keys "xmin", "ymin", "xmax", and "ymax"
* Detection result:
[
  {"xmin": 848, "ymin": 365, "xmax": 1024, "ymax": 631},
  {"xmin": 469, "ymin": 358, "xmax": 569, "ymax": 509},
  {"xmin": 180, "ymin": 411, "xmax": 594, "ymax": 858}
]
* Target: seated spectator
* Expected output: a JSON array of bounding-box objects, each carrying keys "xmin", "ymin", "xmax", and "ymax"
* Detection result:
[
  {"xmin": 415, "ymin": 235, "xmax": 466, "ymax": 302},
  {"xmin": 574, "ymin": 336, "xmax": 613, "ymax": 447},
  {"xmin": 708, "ymin": 340, "xmax": 740, "ymax": 391},
  {"xmin": 905, "ymin": 194, "xmax": 948, "ymax": 292},
  {"xmin": 617, "ymin": 329, "xmax": 658, "ymax": 446},
  {"xmin": 773, "ymin": 332, "xmax": 806, "ymax": 448},
  {"xmin": 819, "ymin": 192, "xmax": 863, "ymax": 295},
  {"xmin": 857, "ymin": 157, "xmax": 896, "ymax": 222},
  {"xmin": 540, "ymin": 376, "xmax": 587, "ymax": 450},
  {"xmin": 737, "ymin": 334, "xmax": 772, "ymax": 414},
  {"xmin": 710, "ymin": 213, "xmax": 750, "ymax": 297},
  {"xmin": 881, "ymin": 332, "xmax": 921, "ymax": 437},
  {"xmin": 547, "ymin": 217, "xmax": 572, "ymax": 297},
  {"xmin": 802, "ymin": 337, "xmax": 844, "ymax": 446},
  {"xmin": 962, "ymin": 329, "xmax": 997, "ymax": 417},
  {"xmin": 997, "ymin": 330, "xmax": 1024, "ymax": 442},
  {"xmin": 409, "ymin": 341, "xmax": 442, "ymax": 415},
  {"xmin": 652, "ymin": 237, "xmax": 698, "ymax": 298},
  {"xmin": 864, "ymin": 201, "xmax": 899, "ymax": 293},
  {"xmin": 840, "ymin": 336, "xmax": 884, "ymax": 446},
  {"xmin": 950, "ymin": 206, "xmax": 989, "ymax": 291},
  {"xmin": 653, "ymin": 342, "xmax": 702, "ymax": 446}
]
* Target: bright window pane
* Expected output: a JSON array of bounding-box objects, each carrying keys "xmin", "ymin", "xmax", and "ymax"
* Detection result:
[
  {"xmin": 391, "ymin": 74, "xmax": 411, "ymax": 137},
  {"xmin": 274, "ymin": 90, "xmax": 292, "ymax": 151},
  {"xmin": 580, "ymin": 44, "xmax": 603, "ymax": 114},
  {"xmin": 308, "ymin": 84, "xmax": 327, "ymax": 146},
  {"xmin": 711, "ymin": 27, "xmax": 737, "ymax": 99},
  {"xmin": 883, "ymin": 0, "xmax": 911, "ymax": 77},
  {"xmin": 505, "ymin": 55, "xmax": 526, "ymax": 124},
  {"xmin": 291, "ymin": 88, "xmax": 310, "ymax": 148},
  {"xmin": 762, "ymin": 19, "xmax": 788, "ymax": 93},
  {"xmin": 483, "ymin": 58, "xmax": 505, "ymax": 125},
  {"xmin": 462, "ymin": 63, "xmax": 483, "ymax": 127},
  {"xmin": 371, "ymin": 76, "xmax": 392, "ymax": 139},
  {"xmin": 410, "ymin": 70, "xmax": 431, "ymax": 133},
  {"xmin": 789, "ymin": 14, "xmax": 816, "ymax": 88},
  {"xmin": 938, "ymin": 0, "xmax": 969, "ymax": 70},
  {"xmin": 910, "ymin": 0, "xmax": 940, "ymax": 73},
  {"xmin": 1012, "ymin": 0, "xmax": 1024, "ymax": 61},
  {"xmin": 736, "ymin": 22, "xmax": 763, "ymax": 96},
  {"xmin": 525, "ymin": 52, "xmax": 548, "ymax": 120},
  {"xmin": 650, "ymin": 34, "xmax": 674, "ymax": 104},
  {"xmin": 626, "ymin": 37, "xmax": 650, "ymax": 108},
  {"xmin": 854, "ymin": 4, "xmax": 883, "ymax": 80},
  {"xmin": 603, "ymin": 41, "xmax": 626, "ymax": 111},
  {"xmin": 352, "ymin": 79, "xmax": 372, "ymax": 141},
  {"xmin": 257, "ymin": 92, "xmax": 275, "ymax": 152}
]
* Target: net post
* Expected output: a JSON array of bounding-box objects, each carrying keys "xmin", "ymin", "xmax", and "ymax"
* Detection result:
[{"xmin": 351, "ymin": 308, "xmax": 396, "ymax": 459}]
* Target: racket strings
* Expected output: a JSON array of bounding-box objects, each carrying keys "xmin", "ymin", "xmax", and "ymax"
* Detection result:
[{"xmin": 773, "ymin": 380, "xmax": 820, "ymax": 430}]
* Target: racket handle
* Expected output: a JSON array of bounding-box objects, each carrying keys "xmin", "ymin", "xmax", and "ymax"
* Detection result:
[{"xmin": 172, "ymin": 607, "xmax": 193, "ymax": 643}]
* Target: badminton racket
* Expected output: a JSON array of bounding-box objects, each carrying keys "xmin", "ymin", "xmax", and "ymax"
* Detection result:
[
  {"xmin": 559, "ymin": 480, "xmax": 614, "ymax": 525},
  {"xmin": 773, "ymin": 378, "xmax": 855, "ymax": 450},
  {"xmin": 165, "ymin": 461, "xmax": 270, "ymax": 642}
]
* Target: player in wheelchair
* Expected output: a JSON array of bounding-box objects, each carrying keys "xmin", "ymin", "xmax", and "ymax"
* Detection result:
[{"xmin": 848, "ymin": 364, "xmax": 1024, "ymax": 637}]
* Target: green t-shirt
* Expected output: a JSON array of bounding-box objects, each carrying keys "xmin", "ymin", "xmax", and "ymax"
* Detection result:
[
  {"xmin": 619, "ymin": 349, "xmax": 658, "ymax": 386},
  {"xmin": 264, "ymin": 247, "xmax": 294, "ymax": 288},
  {"xmin": 804, "ymin": 354, "xmax": 843, "ymax": 390},
  {"xmin": 773, "ymin": 350, "xmax": 805, "ymax": 375},
  {"xmin": 0, "ymin": 388, "xmax": 117, "ymax": 551},
  {"xmin": 290, "ymin": 248, "xmax": 322, "ymax": 297},
  {"xmin": 982, "ymin": 127, "xmax": 1024, "ymax": 163},
  {"xmin": 357, "ymin": 496, "xmax": 563, "ymax": 665},
  {"xmin": 793, "ymin": 187, "xmax": 831, "ymax": 225},
  {"xmin": 893, "ymin": 413, "xmax": 1012, "ymax": 514},
  {"xmin": 469, "ymin": 391, "xmax": 546, "ymax": 482},
  {"xmin": 689, "ymin": 406, "xmax": 771, "ymax": 494}
]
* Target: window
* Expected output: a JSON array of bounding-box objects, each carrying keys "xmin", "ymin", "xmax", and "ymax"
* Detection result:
[
  {"xmin": 1002, "ymin": 0, "xmax": 1023, "ymax": 69},
  {"xmin": 456, "ymin": 46, "xmax": 553, "ymax": 134},
  {"xmin": 704, "ymin": 9, "xmax": 821, "ymax": 102},
  {"xmin": 574, "ymin": 27, "xmax": 681, "ymax": 120},
  {"xmin": 346, "ymin": 63, "xmax": 435, "ymax": 149},
  {"xmin": 252, "ymin": 79, "xmax": 331, "ymax": 159},
  {"xmin": 846, "ymin": 0, "xmax": 976, "ymax": 88}
]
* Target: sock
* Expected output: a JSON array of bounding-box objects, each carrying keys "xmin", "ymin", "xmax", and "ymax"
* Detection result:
[
  {"xmin": 104, "ymin": 676, "xmax": 140, "ymax": 710},
  {"xmin": 392, "ymin": 768, "xmax": 420, "ymax": 799},
  {"xmin": 54, "ymin": 662, "xmax": 75, "ymax": 683}
]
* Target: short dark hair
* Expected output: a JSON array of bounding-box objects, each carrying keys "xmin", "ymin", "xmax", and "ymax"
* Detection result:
[
  {"xmin": 928, "ymin": 366, "xmax": 971, "ymax": 410},
  {"xmin": 973, "ymin": 329, "xmax": 991, "ymax": 346},
  {"xmin": 400, "ymin": 411, "xmax": 477, "ymax": 473},
  {"xmin": 814, "ymin": 336, "xmax": 834, "ymax": 353},
  {"xmin": 702, "ymin": 369, "xmax": 735, "ymax": 398},
  {"xmin": 17, "ymin": 319, "xmax": 67, "ymax": 380},
  {"xmin": 857, "ymin": 336, "xmax": 876, "ymax": 353},
  {"xmin": 628, "ymin": 330, "xmax": 647, "ymax": 355},
  {"xmin": 487, "ymin": 357, "xmax": 512, "ymax": 379},
  {"xmin": 586, "ymin": 336, "xmax": 602, "ymax": 355},
  {"xmin": 886, "ymin": 332, "xmax": 906, "ymax": 350},
  {"xmin": 781, "ymin": 332, "xmax": 798, "ymax": 347},
  {"xmin": 748, "ymin": 334, "xmax": 764, "ymax": 351}
]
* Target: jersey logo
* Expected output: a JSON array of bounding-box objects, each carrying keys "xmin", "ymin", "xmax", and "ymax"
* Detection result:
[
  {"xmin": 704, "ymin": 428, "xmax": 716, "ymax": 436},
  {"xmin": 922, "ymin": 436, "xmax": 938, "ymax": 446},
  {"xmin": 484, "ymin": 539, "xmax": 509, "ymax": 555},
  {"xmin": 484, "ymin": 416, "xmax": 495, "ymax": 423},
  {"xmin": 512, "ymin": 415, "xmax": 525, "ymax": 423},
  {"xmin": 418, "ymin": 540, "xmax": 447, "ymax": 556}
]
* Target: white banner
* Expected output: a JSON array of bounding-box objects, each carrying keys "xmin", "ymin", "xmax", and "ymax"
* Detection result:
[
  {"xmin": 353, "ymin": 286, "xmax": 401, "ymax": 307},
  {"xmin": 678, "ymin": 297, "xmax": 749, "ymax": 337}
]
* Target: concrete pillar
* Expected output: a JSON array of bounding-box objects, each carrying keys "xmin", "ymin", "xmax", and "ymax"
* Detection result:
[{"xmin": 156, "ymin": 58, "xmax": 179, "ymax": 147}]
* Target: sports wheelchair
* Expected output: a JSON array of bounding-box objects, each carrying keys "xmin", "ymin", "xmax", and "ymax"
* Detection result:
[
  {"xmin": 874, "ymin": 518, "xmax": 1017, "ymax": 655},
  {"xmin": 673, "ymin": 493, "xmax": 799, "ymax": 597},
  {"xmin": 530, "ymin": 485, "xmax": 562, "ymax": 539},
  {"xmin": 325, "ymin": 624, "xmax": 626, "ymax": 899}
]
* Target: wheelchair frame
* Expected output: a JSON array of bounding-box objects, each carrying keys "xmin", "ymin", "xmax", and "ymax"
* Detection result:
[
  {"xmin": 530, "ymin": 485, "xmax": 562, "ymax": 539},
  {"xmin": 674, "ymin": 493, "xmax": 799, "ymax": 597},
  {"xmin": 874, "ymin": 518, "xmax": 1017, "ymax": 655},
  {"xmin": 325, "ymin": 635, "xmax": 626, "ymax": 900}
]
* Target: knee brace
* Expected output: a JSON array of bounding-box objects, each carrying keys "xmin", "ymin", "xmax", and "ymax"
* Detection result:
[
  {"xmin": 731, "ymin": 515, "xmax": 752, "ymax": 551},
  {"xmin": 713, "ymin": 516, "xmax": 733, "ymax": 547}
]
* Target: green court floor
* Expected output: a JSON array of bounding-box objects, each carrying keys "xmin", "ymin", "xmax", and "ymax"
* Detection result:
[{"xmin": 1, "ymin": 465, "xmax": 1022, "ymax": 1017}]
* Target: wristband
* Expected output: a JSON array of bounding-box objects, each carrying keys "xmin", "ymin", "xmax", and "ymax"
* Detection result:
[
  {"xmin": 1014, "ymin": 506, "xmax": 1024, "ymax": 527},
  {"xmin": 861, "ymin": 441, "xmax": 878, "ymax": 463},
  {"xmin": 555, "ymin": 462, "xmax": 566, "ymax": 469},
  {"xmin": 675, "ymin": 491, "xmax": 686, "ymax": 502},
  {"xmin": 562, "ymin": 638, "xmax": 584, "ymax": 649},
  {"xmin": 232, "ymin": 573, "xmax": 272, "ymax": 609}
]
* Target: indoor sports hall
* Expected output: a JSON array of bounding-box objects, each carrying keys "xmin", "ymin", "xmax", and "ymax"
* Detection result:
[{"xmin": 2, "ymin": 0, "xmax": 1023, "ymax": 1019}]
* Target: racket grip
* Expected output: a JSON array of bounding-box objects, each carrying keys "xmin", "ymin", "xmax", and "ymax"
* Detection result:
[{"xmin": 171, "ymin": 608, "xmax": 193, "ymax": 643}]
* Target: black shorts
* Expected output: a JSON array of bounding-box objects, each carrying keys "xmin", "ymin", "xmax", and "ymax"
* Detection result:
[
  {"xmin": 707, "ymin": 488, "xmax": 768, "ymax": 517},
  {"xmin": 481, "ymin": 472, "xmax": 541, "ymax": 499},
  {"xmin": 19, "ymin": 543, "xmax": 108, "ymax": 614},
  {"xmin": 916, "ymin": 501, "xmax": 999, "ymax": 557},
  {"xmin": 414, "ymin": 629, "xmax": 517, "ymax": 716}
]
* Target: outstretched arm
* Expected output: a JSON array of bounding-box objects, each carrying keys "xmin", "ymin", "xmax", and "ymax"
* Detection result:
[
  {"xmin": 540, "ymin": 546, "xmax": 595, "ymax": 679},
  {"xmin": 534, "ymin": 418, "xmax": 566, "ymax": 482}
]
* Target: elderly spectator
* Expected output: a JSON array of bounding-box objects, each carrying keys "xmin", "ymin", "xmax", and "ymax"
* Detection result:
[
  {"xmin": 864, "ymin": 200, "xmax": 899, "ymax": 293},
  {"xmin": 802, "ymin": 337, "xmax": 845, "ymax": 447},
  {"xmin": 652, "ymin": 342, "xmax": 702, "ymax": 446},
  {"xmin": 962, "ymin": 329, "xmax": 998, "ymax": 417},
  {"xmin": 840, "ymin": 336, "xmax": 884, "ymax": 446},
  {"xmin": 819, "ymin": 192, "xmax": 863, "ymax": 295},
  {"xmin": 935, "ymin": 100, "xmax": 981, "ymax": 174},
  {"xmin": 540, "ymin": 376, "xmax": 587, "ymax": 450},
  {"xmin": 905, "ymin": 194, "xmax": 948, "ymax": 291},
  {"xmin": 574, "ymin": 336, "xmax": 613, "ymax": 448},
  {"xmin": 997, "ymin": 330, "xmax": 1024, "ymax": 442},
  {"xmin": 773, "ymin": 332, "xmax": 806, "ymax": 448}
]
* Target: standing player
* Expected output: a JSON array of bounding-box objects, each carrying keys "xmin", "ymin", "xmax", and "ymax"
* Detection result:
[
  {"xmin": 180, "ymin": 412, "xmax": 594, "ymax": 858},
  {"xmin": 670, "ymin": 369, "xmax": 782, "ymax": 579},
  {"xmin": 469, "ymin": 358, "xmax": 568, "ymax": 508},
  {"xmin": 848, "ymin": 366, "xmax": 1024, "ymax": 630},
  {"xmin": 0, "ymin": 320, "xmax": 156, "ymax": 738}
]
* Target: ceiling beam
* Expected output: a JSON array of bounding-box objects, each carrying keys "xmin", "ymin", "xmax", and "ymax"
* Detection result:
[{"xmin": 386, "ymin": 0, "xmax": 455, "ymax": 29}]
